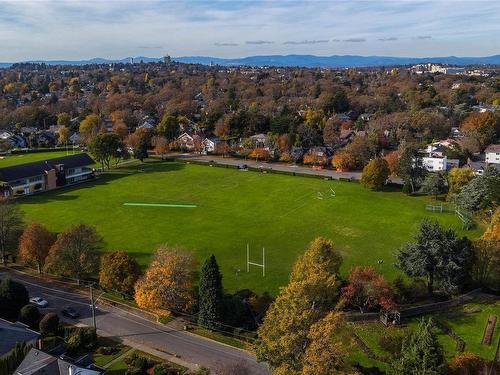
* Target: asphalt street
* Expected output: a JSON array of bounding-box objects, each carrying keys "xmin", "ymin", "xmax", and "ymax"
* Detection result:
[{"xmin": 0, "ymin": 268, "xmax": 269, "ymax": 374}]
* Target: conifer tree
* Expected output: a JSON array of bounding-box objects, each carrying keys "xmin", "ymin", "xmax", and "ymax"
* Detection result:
[
  {"xmin": 198, "ymin": 255, "xmax": 224, "ymax": 330},
  {"xmin": 389, "ymin": 318, "xmax": 446, "ymax": 375}
]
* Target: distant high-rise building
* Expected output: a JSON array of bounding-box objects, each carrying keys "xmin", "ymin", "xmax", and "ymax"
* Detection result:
[{"xmin": 163, "ymin": 55, "xmax": 171, "ymax": 64}]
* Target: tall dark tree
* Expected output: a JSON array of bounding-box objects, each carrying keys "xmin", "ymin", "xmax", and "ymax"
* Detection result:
[
  {"xmin": 421, "ymin": 172, "xmax": 447, "ymax": 199},
  {"xmin": 396, "ymin": 145, "xmax": 426, "ymax": 194},
  {"xmin": 389, "ymin": 318, "xmax": 446, "ymax": 375},
  {"xmin": 0, "ymin": 279, "xmax": 29, "ymax": 320},
  {"xmin": 198, "ymin": 255, "xmax": 224, "ymax": 330},
  {"xmin": 134, "ymin": 136, "xmax": 149, "ymax": 162},
  {"xmin": 397, "ymin": 219, "xmax": 473, "ymax": 295},
  {"xmin": 0, "ymin": 198, "xmax": 24, "ymax": 264}
]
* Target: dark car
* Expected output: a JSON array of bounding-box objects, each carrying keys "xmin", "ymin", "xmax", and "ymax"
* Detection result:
[{"xmin": 61, "ymin": 307, "xmax": 80, "ymax": 319}]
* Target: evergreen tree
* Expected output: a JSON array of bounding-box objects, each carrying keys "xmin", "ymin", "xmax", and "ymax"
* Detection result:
[
  {"xmin": 134, "ymin": 136, "xmax": 149, "ymax": 162},
  {"xmin": 198, "ymin": 255, "xmax": 224, "ymax": 330},
  {"xmin": 389, "ymin": 318, "xmax": 446, "ymax": 375},
  {"xmin": 0, "ymin": 278, "xmax": 29, "ymax": 320}
]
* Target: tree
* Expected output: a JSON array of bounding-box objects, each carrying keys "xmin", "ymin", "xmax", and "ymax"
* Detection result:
[
  {"xmin": 249, "ymin": 148, "xmax": 270, "ymax": 162},
  {"xmin": 396, "ymin": 145, "xmax": 426, "ymax": 194},
  {"xmin": 421, "ymin": 172, "xmax": 447, "ymax": 199},
  {"xmin": 89, "ymin": 132, "xmax": 124, "ymax": 169},
  {"xmin": 19, "ymin": 304, "xmax": 40, "ymax": 328},
  {"xmin": 133, "ymin": 135, "xmax": 149, "ymax": 162},
  {"xmin": 447, "ymin": 167, "xmax": 475, "ymax": 201},
  {"xmin": 99, "ymin": 251, "xmax": 141, "ymax": 295},
  {"xmin": 455, "ymin": 167, "xmax": 499, "ymax": 212},
  {"xmin": 152, "ymin": 136, "xmax": 169, "ymax": 159},
  {"xmin": 0, "ymin": 198, "xmax": 24, "ymax": 264},
  {"xmin": 396, "ymin": 219, "xmax": 473, "ymax": 295},
  {"xmin": 460, "ymin": 112, "xmax": 499, "ymax": 151},
  {"xmin": 256, "ymin": 238, "xmax": 342, "ymax": 374},
  {"xmin": 302, "ymin": 312, "xmax": 356, "ymax": 375},
  {"xmin": 361, "ymin": 158, "xmax": 390, "ymax": 190},
  {"xmin": 389, "ymin": 318, "xmax": 446, "ymax": 375},
  {"xmin": 18, "ymin": 223, "xmax": 55, "ymax": 273},
  {"xmin": 448, "ymin": 352, "xmax": 487, "ymax": 375},
  {"xmin": 341, "ymin": 267, "xmax": 395, "ymax": 313},
  {"xmin": 57, "ymin": 126, "xmax": 70, "ymax": 146},
  {"xmin": 472, "ymin": 208, "xmax": 500, "ymax": 289},
  {"xmin": 332, "ymin": 151, "xmax": 356, "ymax": 171},
  {"xmin": 39, "ymin": 312, "xmax": 59, "ymax": 335},
  {"xmin": 79, "ymin": 114, "xmax": 101, "ymax": 144},
  {"xmin": 134, "ymin": 245, "xmax": 196, "ymax": 312},
  {"xmin": 0, "ymin": 279, "xmax": 29, "ymax": 319},
  {"xmin": 57, "ymin": 112, "xmax": 71, "ymax": 127},
  {"xmin": 157, "ymin": 114, "xmax": 180, "ymax": 140},
  {"xmin": 198, "ymin": 255, "xmax": 224, "ymax": 330},
  {"xmin": 44, "ymin": 224, "xmax": 102, "ymax": 282},
  {"xmin": 384, "ymin": 150, "xmax": 399, "ymax": 176}
]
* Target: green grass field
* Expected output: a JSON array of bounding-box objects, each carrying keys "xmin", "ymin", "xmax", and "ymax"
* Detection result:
[
  {"xmin": 18, "ymin": 159, "xmax": 481, "ymax": 294},
  {"xmin": 0, "ymin": 150, "xmax": 82, "ymax": 167}
]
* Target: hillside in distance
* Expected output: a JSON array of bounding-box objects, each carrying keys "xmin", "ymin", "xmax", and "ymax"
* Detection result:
[{"xmin": 1, "ymin": 54, "xmax": 500, "ymax": 68}]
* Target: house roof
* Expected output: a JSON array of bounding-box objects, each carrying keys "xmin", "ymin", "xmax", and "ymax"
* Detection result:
[
  {"xmin": 15, "ymin": 349, "xmax": 103, "ymax": 375},
  {"xmin": 485, "ymin": 144, "xmax": 500, "ymax": 153},
  {"xmin": 0, "ymin": 153, "xmax": 95, "ymax": 182},
  {"xmin": 0, "ymin": 319, "xmax": 40, "ymax": 356}
]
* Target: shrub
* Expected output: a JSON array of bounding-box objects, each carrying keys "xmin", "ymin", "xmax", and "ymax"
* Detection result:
[
  {"xmin": 64, "ymin": 327, "xmax": 97, "ymax": 354},
  {"xmin": 19, "ymin": 304, "xmax": 40, "ymax": 328},
  {"xmin": 39, "ymin": 313, "xmax": 59, "ymax": 335},
  {"xmin": 124, "ymin": 352, "xmax": 155, "ymax": 374},
  {"xmin": 0, "ymin": 342, "xmax": 32, "ymax": 375}
]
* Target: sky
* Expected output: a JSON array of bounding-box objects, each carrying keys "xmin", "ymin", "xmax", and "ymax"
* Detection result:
[{"xmin": 1, "ymin": 0, "xmax": 500, "ymax": 61}]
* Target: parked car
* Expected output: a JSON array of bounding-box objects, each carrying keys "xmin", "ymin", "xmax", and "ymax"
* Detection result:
[
  {"xmin": 29, "ymin": 297, "xmax": 49, "ymax": 307},
  {"xmin": 61, "ymin": 307, "xmax": 80, "ymax": 319}
]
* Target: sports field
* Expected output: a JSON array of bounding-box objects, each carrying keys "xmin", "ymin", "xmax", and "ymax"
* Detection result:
[{"xmin": 18, "ymin": 159, "xmax": 481, "ymax": 294}]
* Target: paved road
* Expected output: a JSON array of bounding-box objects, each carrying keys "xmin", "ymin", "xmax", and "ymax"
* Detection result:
[
  {"xmin": 0, "ymin": 268, "xmax": 269, "ymax": 374},
  {"xmin": 169, "ymin": 152, "xmax": 366, "ymax": 181}
]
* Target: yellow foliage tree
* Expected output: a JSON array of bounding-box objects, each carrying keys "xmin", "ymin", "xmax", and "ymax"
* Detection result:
[
  {"xmin": 79, "ymin": 114, "xmax": 101, "ymax": 144},
  {"xmin": 447, "ymin": 167, "xmax": 475, "ymax": 201},
  {"xmin": 256, "ymin": 238, "xmax": 343, "ymax": 374},
  {"xmin": 134, "ymin": 245, "xmax": 196, "ymax": 312},
  {"xmin": 302, "ymin": 312, "xmax": 358, "ymax": 375}
]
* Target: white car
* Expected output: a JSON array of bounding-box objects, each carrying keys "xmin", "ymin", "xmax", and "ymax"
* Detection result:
[{"xmin": 29, "ymin": 297, "xmax": 49, "ymax": 307}]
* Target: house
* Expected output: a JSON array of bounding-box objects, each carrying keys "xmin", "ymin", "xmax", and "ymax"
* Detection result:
[
  {"xmin": 0, "ymin": 153, "xmax": 95, "ymax": 197},
  {"xmin": 177, "ymin": 132, "xmax": 197, "ymax": 150},
  {"xmin": 15, "ymin": 348, "xmax": 103, "ymax": 375},
  {"xmin": 0, "ymin": 319, "xmax": 40, "ymax": 356},
  {"xmin": 485, "ymin": 144, "xmax": 500, "ymax": 164},
  {"xmin": 250, "ymin": 133, "xmax": 268, "ymax": 148},
  {"xmin": 420, "ymin": 155, "xmax": 459, "ymax": 172},
  {"xmin": 450, "ymin": 127, "xmax": 464, "ymax": 139},
  {"xmin": 0, "ymin": 131, "xmax": 13, "ymax": 140},
  {"xmin": 202, "ymin": 137, "xmax": 220, "ymax": 153},
  {"xmin": 69, "ymin": 133, "xmax": 81, "ymax": 145},
  {"xmin": 467, "ymin": 160, "xmax": 500, "ymax": 176}
]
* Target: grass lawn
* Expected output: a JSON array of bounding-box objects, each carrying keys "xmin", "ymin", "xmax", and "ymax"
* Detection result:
[
  {"xmin": 0, "ymin": 150, "xmax": 83, "ymax": 167},
  {"xmin": 19, "ymin": 159, "xmax": 481, "ymax": 294},
  {"xmin": 349, "ymin": 296, "xmax": 500, "ymax": 371}
]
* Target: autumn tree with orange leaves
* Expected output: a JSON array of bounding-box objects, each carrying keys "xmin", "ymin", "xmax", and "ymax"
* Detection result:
[
  {"xmin": 250, "ymin": 148, "xmax": 270, "ymax": 162},
  {"xmin": 18, "ymin": 223, "xmax": 55, "ymax": 274},
  {"xmin": 134, "ymin": 245, "xmax": 196, "ymax": 312},
  {"xmin": 341, "ymin": 266, "xmax": 395, "ymax": 313}
]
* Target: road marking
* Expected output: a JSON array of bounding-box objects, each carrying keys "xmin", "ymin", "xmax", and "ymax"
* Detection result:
[{"xmin": 123, "ymin": 202, "xmax": 197, "ymax": 208}]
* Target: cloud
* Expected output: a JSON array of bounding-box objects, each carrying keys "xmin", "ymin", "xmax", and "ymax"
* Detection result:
[
  {"xmin": 137, "ymin": 45, "xmax": 163, "ymax": 49},
  {"xmin": 343, "ymin": 38, "xmax": 366, "ymax": 42},
  {"xmin": 378, "ymin": 37, "xmax": 398, "ymax": 41},
  {"xmin": 214, "ymin": 42, "xmax": 239, "ymax": 46},
  {"xmin": 332, "ymin": 39, "xmax": 341, "ymax": 42},
  {"xmin": 416, "ymin": 35, "xmax": 432, "ymax": 39},
  {"xmin": 245, "ymin": 40, "xmax": 274, "ymax": 45},
  {"xmin": 283, "ymin": 40, "xmax": 329, "ymax": 45}
]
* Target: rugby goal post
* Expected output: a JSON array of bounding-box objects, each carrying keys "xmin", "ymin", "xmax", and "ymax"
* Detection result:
[{"xmin": 247, "ymin": 244, "xmax": 265, "ymax": 277}]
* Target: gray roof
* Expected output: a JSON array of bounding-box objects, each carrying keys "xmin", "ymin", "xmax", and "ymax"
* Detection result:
[
  {"xmin": 15, "ymin": 349, "xmax": 103, "ymax": 375},
  {"xmin": 0, "ymin": 153, "xmax": 94, "ymax": 182},
  {"xmin": 0, "ymin": 319, "xmax": 39, "ymax": 356}
]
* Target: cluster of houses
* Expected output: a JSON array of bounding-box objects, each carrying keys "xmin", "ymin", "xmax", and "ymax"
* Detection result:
[{"xmin": 0, "ymin": 318, "xmax": 103, "ymax": 375}]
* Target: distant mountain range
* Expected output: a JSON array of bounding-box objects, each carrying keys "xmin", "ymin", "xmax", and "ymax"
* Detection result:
[{"xmin": 2, "ymin": 54, "xmax": 500, "ymax": 68}]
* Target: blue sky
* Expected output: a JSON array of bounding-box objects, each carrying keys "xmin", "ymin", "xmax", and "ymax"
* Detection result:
[{"xmin": 1, "ymin": 0, "xmax": 499, "ymax": 61}]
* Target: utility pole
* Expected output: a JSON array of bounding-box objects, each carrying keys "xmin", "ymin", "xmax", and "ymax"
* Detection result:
[{"xmin": 89, "ymin": 283, "xmax": 96, "ymax": 330}]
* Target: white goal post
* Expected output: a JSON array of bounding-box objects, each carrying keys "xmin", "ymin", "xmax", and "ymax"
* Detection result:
[{"xmin": 247, "ymin": 244, "xmax": 265, "ymax": 277}]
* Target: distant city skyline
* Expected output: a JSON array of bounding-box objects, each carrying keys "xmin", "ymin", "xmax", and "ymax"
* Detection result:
[{"xmin": 1, "ymin": 0, "xmax": 499, "ymax": 62}]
